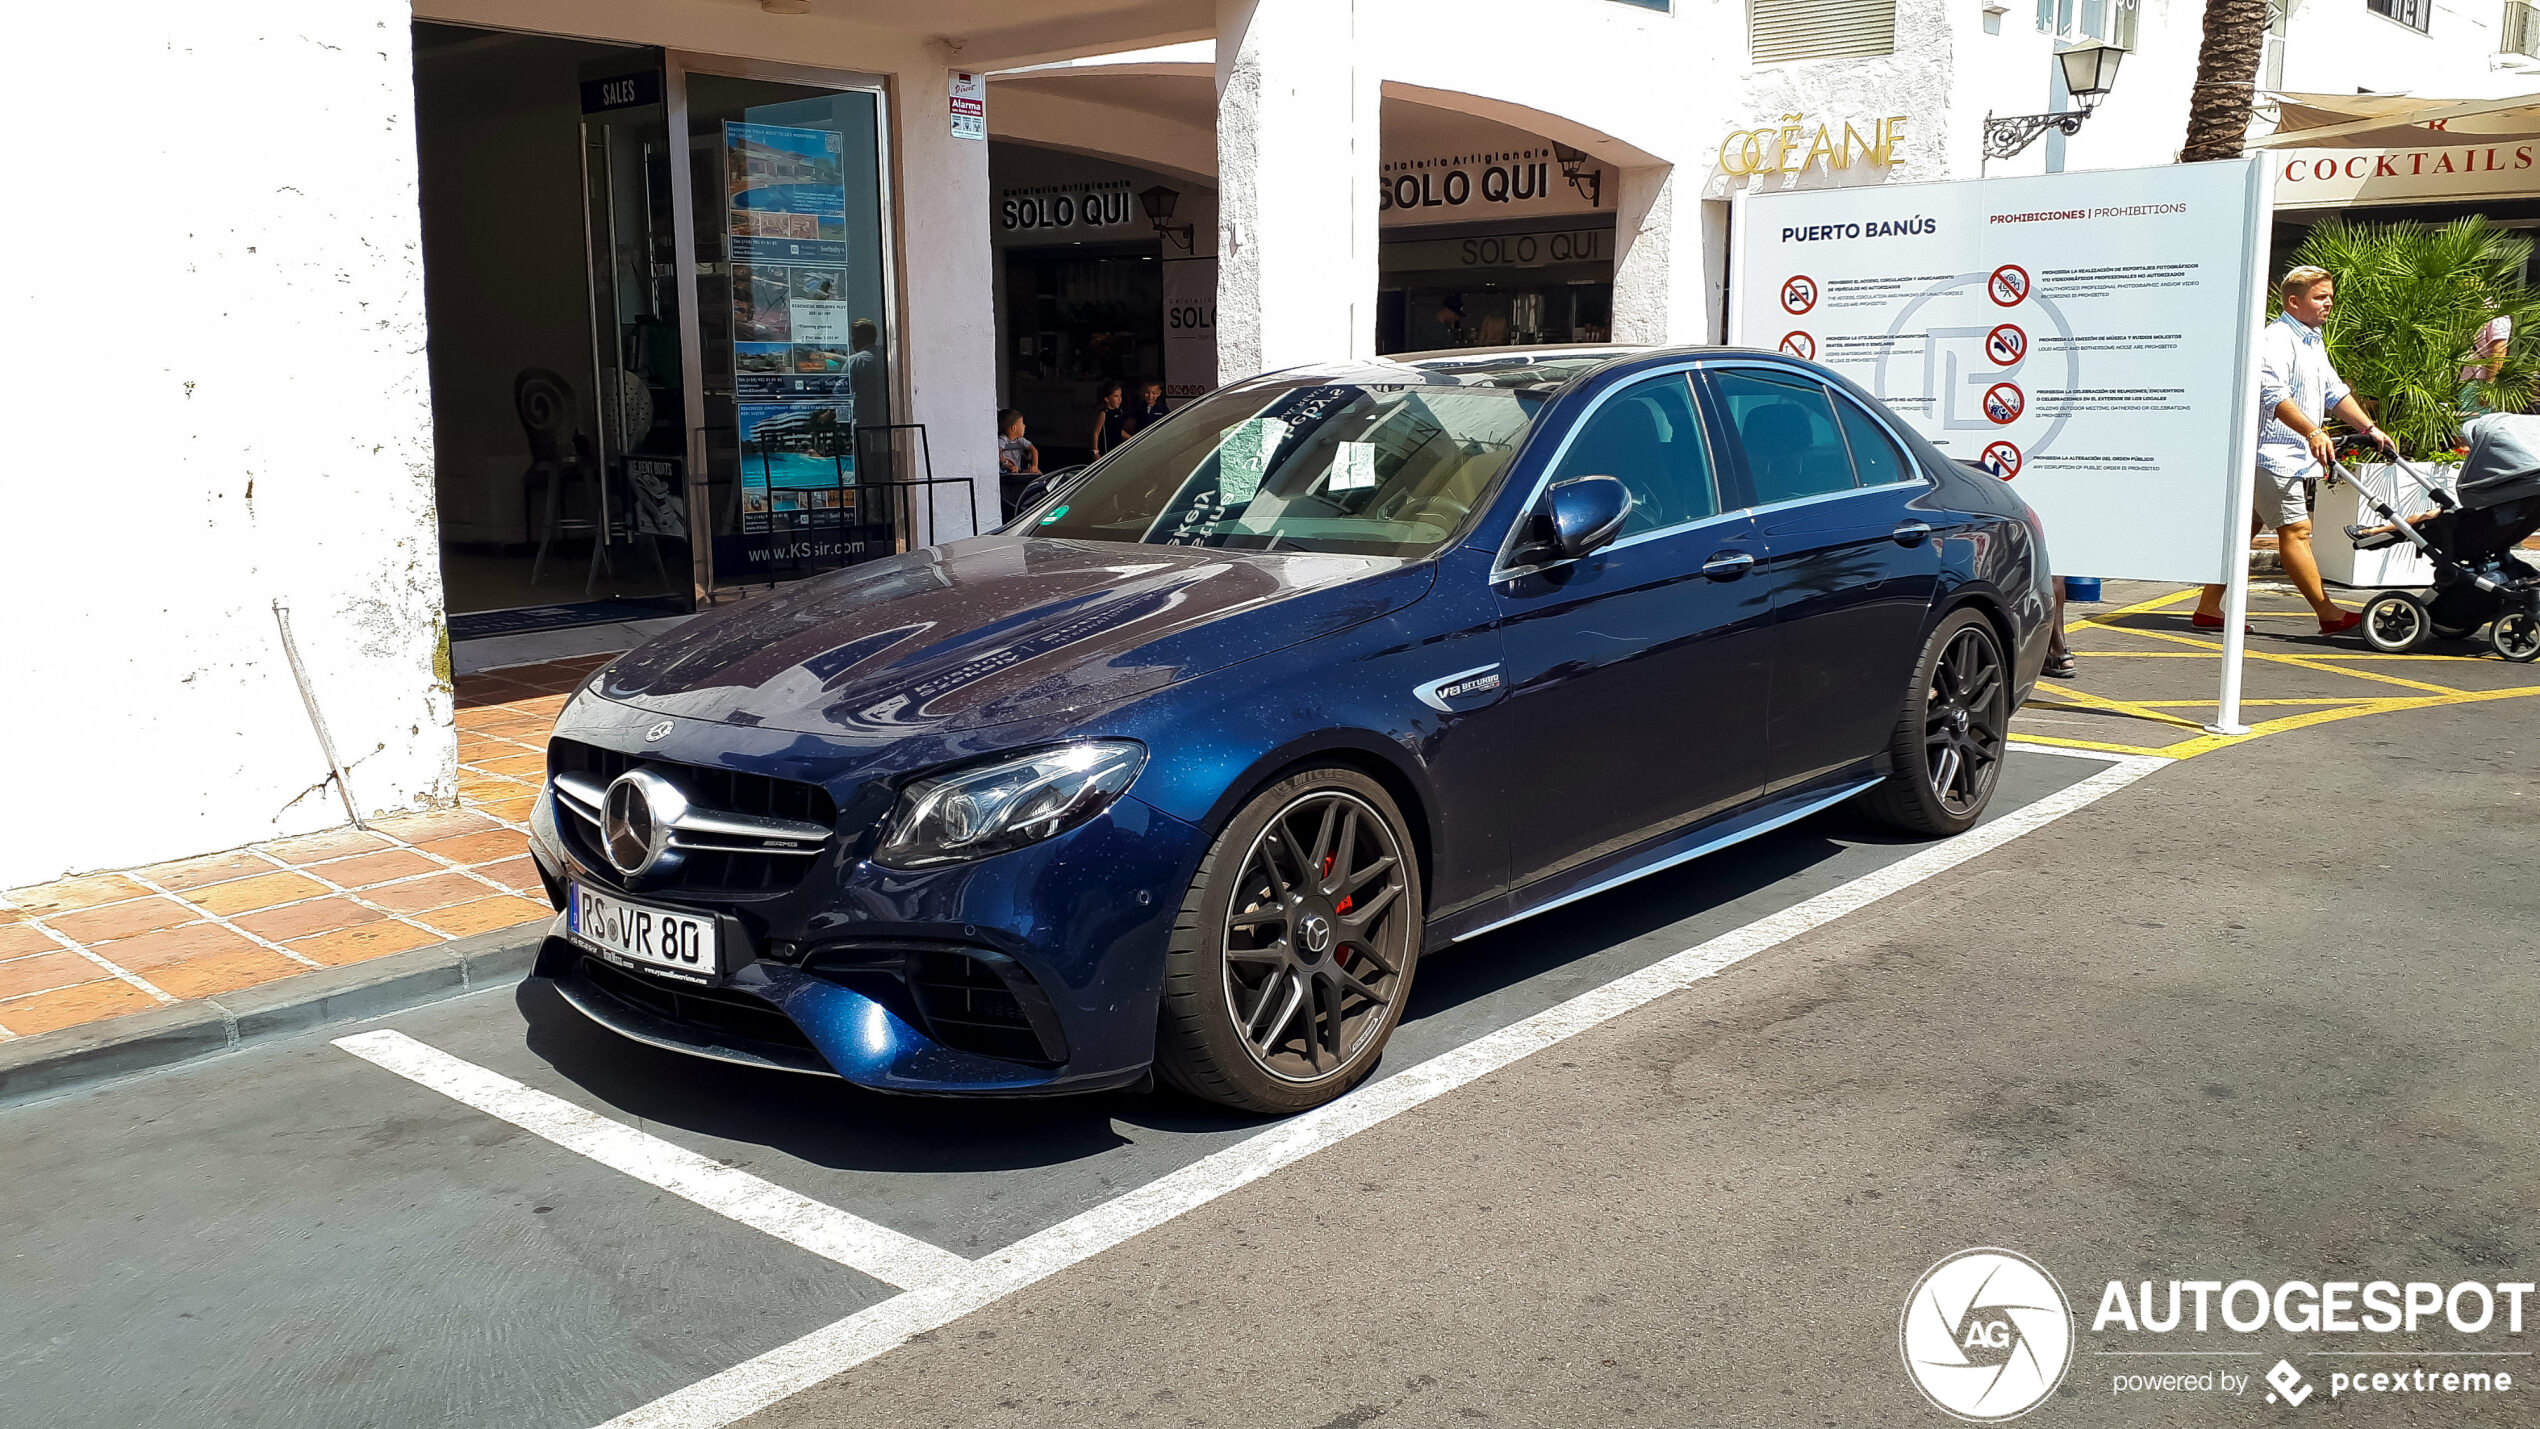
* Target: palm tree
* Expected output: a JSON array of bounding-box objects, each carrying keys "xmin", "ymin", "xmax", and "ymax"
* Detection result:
[
  {"xmin": 2287, "ymin": 217, "xmax": 2540, "ymax": 452},
  {"xmin": 2181, "ymin": 0, "xmax": 2270, "ymax": 161}
]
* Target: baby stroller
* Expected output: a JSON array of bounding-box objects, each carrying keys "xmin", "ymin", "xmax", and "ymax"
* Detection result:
[{"xmin": 2341, "ymin": 412, "xmax": 2540, "ymax": 660}]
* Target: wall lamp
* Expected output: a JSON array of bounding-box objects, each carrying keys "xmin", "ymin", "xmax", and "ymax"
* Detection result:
[
  {"xmin": 1139, "ymin": 185, "xmax": 1196, "ymax": 253},
  {"xmin": 1550, "ymin": 143, "xmax": 1605, "ymax": 206},
  {"xmin": 1981, "ymin": 43, "xmax": 2126, "ymax": 160}
]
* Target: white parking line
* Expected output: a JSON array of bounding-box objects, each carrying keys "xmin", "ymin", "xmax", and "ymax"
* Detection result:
[
  {"xmin": 331, "ymin": 1029, "xmax": 974, "ymax": 1291},
  {"xmin": 597, "ymin": 751, "xmax": 2170, "ymax": 1429}
]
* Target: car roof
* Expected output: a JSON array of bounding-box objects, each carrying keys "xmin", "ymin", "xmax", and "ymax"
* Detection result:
[{"xmin": 1234, "ymin": 344, "xmax": 1831, "ymax": 400}]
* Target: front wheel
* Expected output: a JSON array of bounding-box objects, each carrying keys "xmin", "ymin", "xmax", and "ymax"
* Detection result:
[
  {"xmin": 1155, "ymin": 768, "xmax": 1423, "ymax": 1114},
  {"xmin": 1861, "ymin": 609, "xmax": 2011, "ymax": 837},
  {"xmin": 2494, "ymin": 611, "xmax": 2540, "ymax": 663},
  {"xmin": 2361, "ymin": 592, "xmax": 2430, "ymax": 653}
]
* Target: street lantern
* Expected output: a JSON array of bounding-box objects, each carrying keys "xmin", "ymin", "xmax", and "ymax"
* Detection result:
[
  {"xmin": 2057, "ymin": 43, "xmax": 2125, "ymax": 104},
  {"xmin": 1139, "ymin": 185, "xmax": 1195, "ymax": 253},
  {"xmin": 1983, "ymin": 44, "xmax": 2129, "ymax": 162}
]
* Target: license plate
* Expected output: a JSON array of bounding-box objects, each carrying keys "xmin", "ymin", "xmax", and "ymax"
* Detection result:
[{"xmin": 567, "ymin": 882, "xmax": 719, "ymax": 980}]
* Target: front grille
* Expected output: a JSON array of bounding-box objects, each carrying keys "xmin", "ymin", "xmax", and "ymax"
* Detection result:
[
  {"xmin": 550, "ymin": 737, "xmax": 836, "ymax": 895},
  {"xmin": 907, "ymin": 949, "xmax": 1060, "ymax": 1064},
  {"xmin": 576, "ymin": 954, "xmax": 821, "ymax": 1056}
]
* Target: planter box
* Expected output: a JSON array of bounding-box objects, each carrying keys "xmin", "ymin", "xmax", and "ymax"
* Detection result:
[{"xmin": 2316, "ymin": 461, "xmax": 2450, "ymax": 589}]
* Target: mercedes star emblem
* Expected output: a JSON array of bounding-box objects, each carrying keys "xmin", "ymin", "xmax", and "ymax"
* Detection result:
[
  {"xmin": 644, "ymin": 720, "xmax": 675, "ymax": 743},
  {"xmin": 600, "ymin": 768, "xmax": 687, "ymax": 878}
]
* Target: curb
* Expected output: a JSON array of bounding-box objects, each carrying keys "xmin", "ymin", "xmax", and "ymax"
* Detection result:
[{"xmin": 0, "ymin": 917, "xmax": 556, "ymax": 1108}]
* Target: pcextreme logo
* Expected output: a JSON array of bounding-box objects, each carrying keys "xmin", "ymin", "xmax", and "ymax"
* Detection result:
[{"xmin": 1901, "ymin": 1248, "xmax": 2075, "ymax": 1420}]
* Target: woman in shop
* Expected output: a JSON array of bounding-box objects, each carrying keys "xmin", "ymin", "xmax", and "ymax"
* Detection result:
[{"xmin": 1089, "ymin": 379, "xmax": 1129, "ymax": 458}]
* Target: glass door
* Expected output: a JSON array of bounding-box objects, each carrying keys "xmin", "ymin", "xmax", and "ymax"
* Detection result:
[
  {"xmin": 671, "ymin": 64, "xmax": 897, "ymax": 591},
  {"xmin": 577, "ymin": 69, "xmax": 694, "ymax": 609}
]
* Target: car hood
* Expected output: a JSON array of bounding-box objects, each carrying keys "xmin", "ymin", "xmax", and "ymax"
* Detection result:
[{"xmin": 591, "ymin": 536, "xmax": 1433, "ymax": 740}]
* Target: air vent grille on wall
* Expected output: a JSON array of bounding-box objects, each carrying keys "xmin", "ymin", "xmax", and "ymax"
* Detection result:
[{"xmin": 1748, "ymin": 0, "xmax": 1897, "ymax": 63}]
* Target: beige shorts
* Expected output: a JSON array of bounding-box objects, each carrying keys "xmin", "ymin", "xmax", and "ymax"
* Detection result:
[{"xmin": 2256, "ymin": 467, "xmax": 2311, "ymax": 531}]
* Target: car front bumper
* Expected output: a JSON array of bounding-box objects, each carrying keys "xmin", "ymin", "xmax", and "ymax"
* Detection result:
[{"xmin": 526, "ymin": 755, "xmax": 1211, "ymax": 1097}]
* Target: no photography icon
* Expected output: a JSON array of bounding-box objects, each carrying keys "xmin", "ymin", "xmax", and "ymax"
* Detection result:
[
  {"xmin": 1781, "ymin": 275, "xmax": 1818, "ymax": 315},
  {"xmin": 1780, "ymin": 331, "xmax": 1816, "ymax": 360},
  {"xmin": 1988, "ymin": 264, "xmax": 2030, "ymax": 307},
  {"xmin": 1985, "ymin": 323, "xmax": 2027, "ymax": 365},
  {"xmin": 1983, "ymin": 382, "xmax": 2025, "ymax": 425}
]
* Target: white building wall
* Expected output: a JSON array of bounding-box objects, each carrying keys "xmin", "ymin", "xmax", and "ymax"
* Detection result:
[{"xmin": 0, "ymin": 0, "xmax": 451, "ymax": 889}]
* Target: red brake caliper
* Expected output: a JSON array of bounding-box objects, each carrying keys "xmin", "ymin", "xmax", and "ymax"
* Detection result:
[{"xmin": 1323, "ymin": 853, "xmax": 1352, "ymax": 964}]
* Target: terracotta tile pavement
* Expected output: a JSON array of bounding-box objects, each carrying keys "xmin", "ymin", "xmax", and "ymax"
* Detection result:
[{"xmin": 0, "ymin": 653, "xmax": 616, "ymax": 1043}]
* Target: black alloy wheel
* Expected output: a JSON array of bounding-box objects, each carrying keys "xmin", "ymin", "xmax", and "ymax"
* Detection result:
[
  {"xmin": 1863, "ymin": 608, "xmax": 2011, "ymax": 837},
  {"xmin": 1156, "ymin": 767, "xmax": 1422, "ymax": 1114}
]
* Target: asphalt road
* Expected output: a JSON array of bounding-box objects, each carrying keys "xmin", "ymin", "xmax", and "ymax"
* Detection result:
[{"xmin": 3, "ymin": 705, "xmax": 2533, "ymax": 1428}]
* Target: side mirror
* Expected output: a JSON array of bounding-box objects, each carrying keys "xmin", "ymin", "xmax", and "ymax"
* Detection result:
[{"xmin": 1526, "ymin": 474, "xmax": 1632, "ymax": 564}]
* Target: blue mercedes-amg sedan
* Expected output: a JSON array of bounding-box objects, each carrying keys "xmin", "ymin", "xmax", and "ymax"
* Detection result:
[{"xmin": 526, "ymin": 346, "xmax": 2052, "ymax": 1112}]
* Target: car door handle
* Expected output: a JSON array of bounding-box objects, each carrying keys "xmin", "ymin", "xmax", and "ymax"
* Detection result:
[
  {"xmin": 1701, "ymin": 551, "xmax": 1755, "ymax": 580},
  {"xmin": 1892, "ymin": 521, "xmax": 1933, "ymax": 545}
]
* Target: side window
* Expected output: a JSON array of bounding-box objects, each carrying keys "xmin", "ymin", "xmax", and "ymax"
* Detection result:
[
  {"xmin": 1833, "ymin": 394, "xmax": 1915, "ymax": 487},
  {"xmin": 1545, "ymin": 374, "xmax": 1719, "ymax": 536},
  {"xmin": 1712, "ymin": 368, "xmax": 1858, "ymax": 506}
]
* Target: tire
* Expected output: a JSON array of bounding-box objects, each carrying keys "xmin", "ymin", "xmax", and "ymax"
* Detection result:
[
  {"xmin": 1861, "ymin": 608, "xmax": 2011, "ymax": 837},
  {"xmin": 1154, "ymin": 767, "xmax": 1423, "ymax": 1114},
  {"xmin": 2493, "ymin": 611, "xmax": 2540, "ymax": 663},
  {"xmin": 2361, "ymin": 592, "xmax": 2430, "ymax": 653}
]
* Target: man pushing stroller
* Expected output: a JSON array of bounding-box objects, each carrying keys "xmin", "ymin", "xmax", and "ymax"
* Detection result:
[{"xmin": 2193, "ymin": 264, "xmax": 2396, "ymax": 637}]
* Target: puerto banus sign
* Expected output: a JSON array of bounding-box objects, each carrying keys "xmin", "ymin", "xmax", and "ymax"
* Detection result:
[{"xmin": 1719, "ymin": 112, "xmax": 1913, "ymax": 179}]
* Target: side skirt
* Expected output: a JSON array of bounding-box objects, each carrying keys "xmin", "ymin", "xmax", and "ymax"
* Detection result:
[{"xmin": 1445, "ymin": 775, "xmax": 1885, "ymax": 945}]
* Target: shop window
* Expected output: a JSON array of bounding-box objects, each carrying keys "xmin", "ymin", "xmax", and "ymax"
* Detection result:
[
  {"xmin": 2368, "ymin": 0, "xmax": 2432, "ymax": 28},
  {"xmin": 1749, "ymin": 0, "xmax": 1896, "ymax": 61}
]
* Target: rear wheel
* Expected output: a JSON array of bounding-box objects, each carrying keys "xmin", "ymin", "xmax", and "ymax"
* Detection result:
[
  {"xmin": 1155, "ymin": 768, "xmax": 1422, "ymax": 1114},
  {"xmin": 1862, "ymin": 609, "xmax": 2010, "ymax": 837},
  {"xmin": 2361, "ymin": 592, "xmax": 2430, "ymax": 653}
]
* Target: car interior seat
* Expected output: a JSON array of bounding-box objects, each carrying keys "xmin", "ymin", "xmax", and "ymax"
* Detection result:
[
  {"xmin": 1562, "ymin": 395, "xmax": 1680, "ymax": 529},
  {"xmin": 1741, "ymin": 401, "xmax": 1851, "ymax": 505}
]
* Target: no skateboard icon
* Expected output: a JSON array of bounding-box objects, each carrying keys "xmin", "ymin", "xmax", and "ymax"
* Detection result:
[
  {"xmin": 1982, "ymin": 382, "xmax": 2025, "ymax": 425},
  {"xmin": 1985, "ymin": 323, "xmax": 2027, "ymax": 365},
  {"xmin": 1988, "ymin": 264, "xmax": 2031, "ymax": 307},
  {"xmin": 1979, "ymin": 440, "xmax": 2023, "ymax": 479},
  {"xmin": 1779, "ymin": 331, "xmax": 1816, "ymax": 360},
  {"xmin": 1781, "ymin": 275, "xmax": 1818, "ymax": 315}
]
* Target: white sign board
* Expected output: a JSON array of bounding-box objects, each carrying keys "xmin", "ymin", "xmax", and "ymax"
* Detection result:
[
  {"xmin": 1730, "ymin": 159, "xmax": 2273, "ymax": 585},
  {"xmin": 949, "ymin": 72, "xmax": 986, "ymax": 141},
  {"xmin": 1161, "ymin": 257, "xmax": 1218, "ymax": 401}
]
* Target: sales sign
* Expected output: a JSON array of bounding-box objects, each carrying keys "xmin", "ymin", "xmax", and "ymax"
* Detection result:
[{"xmin": 1729, "ymin": 159, "xmax": 2274, "ymax": 585}]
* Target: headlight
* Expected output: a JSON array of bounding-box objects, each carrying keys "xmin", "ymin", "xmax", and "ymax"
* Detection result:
[{"xmin": 876, "ymin": 741, "xmax": 1147, "ymax": 869}]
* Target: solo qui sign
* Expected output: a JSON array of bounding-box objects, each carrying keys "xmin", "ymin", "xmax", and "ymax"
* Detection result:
[{"xmin": 1378, "ymin": 148, "xmax": 1603, "ymax": 218}]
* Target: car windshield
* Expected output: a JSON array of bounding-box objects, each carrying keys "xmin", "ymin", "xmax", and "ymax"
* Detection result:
[{"xmin": 1024, "ymin": 380, "xmax": 1544, "ymax": 557}]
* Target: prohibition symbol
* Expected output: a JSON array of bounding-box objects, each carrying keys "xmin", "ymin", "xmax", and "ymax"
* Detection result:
[
  {"xmin": 1979, "ymin": 439, "xmax": 2023, "ymax": 479},
  {"xmin": 1988, "ymin": 264, "xmax": 2031, "ymax": 306},
  {"xmin": 1779, "ymin": 331, "xmax": 1816, "ymax": 360},
  {"xmin": 1985, "ymin": 323, "xmax": 2027, "ymax": 365},
  {"xmin": 1781, "ymin": 275, "xmax": 1818, "ymax": 315},
  {"xmin": 1982, "ymin": 381, "xmax": 2025, "ymax": 425}
]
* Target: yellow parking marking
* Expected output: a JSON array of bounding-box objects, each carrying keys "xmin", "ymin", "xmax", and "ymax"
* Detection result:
[{"xmin": 2023, "ymin": 582, "xmax": 2540, "ymax": 759}]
